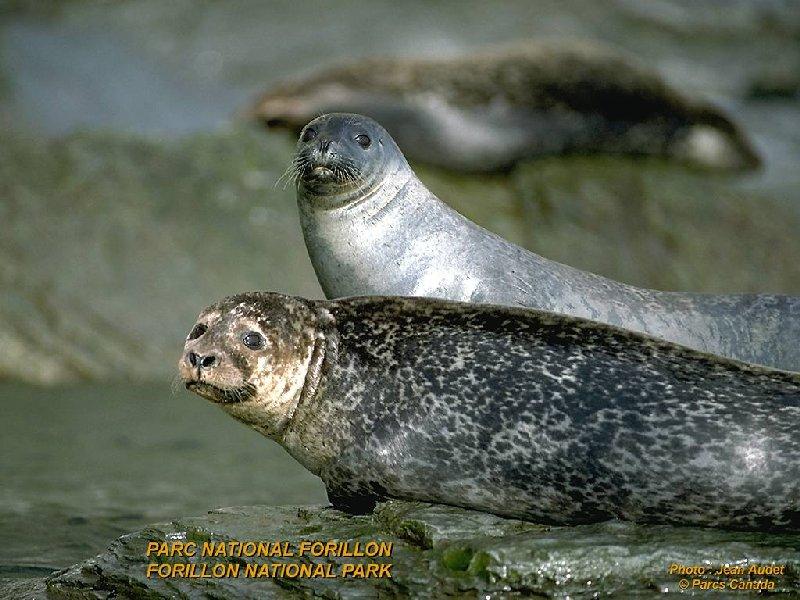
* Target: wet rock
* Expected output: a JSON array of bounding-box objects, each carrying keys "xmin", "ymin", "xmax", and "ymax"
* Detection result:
[
  {"xmin": 0, "ymin": 577, "xmax": 48, "ymax": 600},
  {"xmin": 29, "ymin": 502, "xmax": 800, "ymax": 598}
]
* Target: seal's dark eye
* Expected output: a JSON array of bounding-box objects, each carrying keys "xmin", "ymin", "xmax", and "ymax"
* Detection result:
[
  {"xmin": 188, "ymin": 323, "xmax": 207, "ymax": 340},
  {"xmin": 301, "ymin": 128, "xmax": 317, "ymax": 142},
  {"xmin": 241, "ymin": 331, "xmax": 266, "ymax": 350},
  {"xmin": 355, "ymin": 134, "xmax": 371, "ymax": 148}
]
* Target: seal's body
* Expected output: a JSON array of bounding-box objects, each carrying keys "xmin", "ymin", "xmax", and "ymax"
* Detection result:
[
  {"xmin": 251, "ymin": 42, "xmax": 760, "ymax": 172},
  {"xmin": 180, "ymin": 292, "xmax": 800, "ymax": 532},
  {"xmin": 293, "ymin": 113, "xmax": 800, "ymax": 371}
]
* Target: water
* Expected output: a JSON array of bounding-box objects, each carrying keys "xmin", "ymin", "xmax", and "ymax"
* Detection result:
[{"xmin": 0, "ymin": 382, "xmax": 326, "ymax": 576}]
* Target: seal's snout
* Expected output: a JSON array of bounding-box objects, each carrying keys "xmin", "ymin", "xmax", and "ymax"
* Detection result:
[
  {"xmin": 303, "ymin": 138, "xmax": 341, "ymax": 181},
  {"xmin": 264, "ymin": 117, "xmax": 288, "ymax": 129},
  {"xmin": 186, "ymin": 351, "xmax": 217, "ymax": 370},
  {"xmin": 246, "ymin": 92, "xmax": 311, "ymax": 131},
  {"xmin": 294, "ymin": 114, "xmax": 389, "ymax": 191},
  {"xmin": 311, "ymin": 137, "xmax": 339, "ymax": 163}
]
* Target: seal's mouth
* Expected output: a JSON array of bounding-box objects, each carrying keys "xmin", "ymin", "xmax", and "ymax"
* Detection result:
[
  {"xmin": 288, "ymin": 149, "xmax": 362, "ymax": 188},
  {"xmin": 311, "ymin": 165, "xmax": 334, "ymax": 179},
  {"xmin": 185, "ymin": 380, "xmax": 256, "ymax": 404},
  {"xmin": 301, "ymin": 159, "xmax": 344, "ymax": 184}
]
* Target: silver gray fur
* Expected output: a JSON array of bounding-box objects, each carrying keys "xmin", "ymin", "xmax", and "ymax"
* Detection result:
[
  {"xmin": 188, "ymin": 292, "xmax": 800, "ymax": 531},
  {"xmin": 295, "ymin": 113, "xmax": 800, "ymax": 371}
]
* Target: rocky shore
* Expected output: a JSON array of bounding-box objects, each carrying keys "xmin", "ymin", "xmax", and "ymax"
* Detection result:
[{"xmin": 2, "ymin": 501, "xmax": 797, "ymax": 598}]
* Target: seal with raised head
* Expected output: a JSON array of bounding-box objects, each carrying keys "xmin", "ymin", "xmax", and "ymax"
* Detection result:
[
  {"xmin": 292, "ymin": 113, "xmax": 800, "ymax": 371},
  {"xmin": 251, "ymin": 42, "xmax": 760, "ymax": 172},
  {"xmin": 180, "ymin": 291, "xmax": 800, "ymax": 531}
]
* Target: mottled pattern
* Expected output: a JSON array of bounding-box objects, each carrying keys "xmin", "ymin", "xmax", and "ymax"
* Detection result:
[
  {"xmin": 252, "ymin": 42, "xmax": 759, "ymax": 172},
  {"xmin": 283, "ymin": 296, "xmax": 800, "ymax": 532},
  {"xmin": 182, "ymin": 292, "xmax": 800, "ymax": 531},
  {"xmin": 296, "ymin": 114, "xmax": 800, "ymax": 371}
]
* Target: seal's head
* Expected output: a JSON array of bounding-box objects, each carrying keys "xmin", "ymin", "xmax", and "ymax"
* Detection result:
[
  {"xmin": 290, "ymin": 113, "xmax": 407, "ymax": 205},
  {"xmin": 179, "ymin": 292, "xmax": 324, "ymax": 437},
  {"xmin": 249, "ymin": 79, "xmax": 354, "ymax": 132}
]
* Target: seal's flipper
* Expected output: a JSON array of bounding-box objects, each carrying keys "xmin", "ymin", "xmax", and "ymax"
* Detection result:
[{"xmin": 325, "ymin": 484, "xmax": 380, "ymax": 515}]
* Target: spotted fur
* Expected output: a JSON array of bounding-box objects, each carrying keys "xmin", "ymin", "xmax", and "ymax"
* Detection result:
[{"xmin": 183, "ymin": 292, "xmax": 800, "ymax": 532}]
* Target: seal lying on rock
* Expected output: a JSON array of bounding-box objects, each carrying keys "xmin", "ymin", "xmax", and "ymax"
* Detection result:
[
  {"xmin": 250, "ymin": 42, "xmax": 760, "ymax": 172},
  {"xmin": 180, "ymin": 291, "xmax": 800, "ymax": 532},
  {"xmin": 292, "ymin": 113, "xmax": 800, "ymax": 371}
]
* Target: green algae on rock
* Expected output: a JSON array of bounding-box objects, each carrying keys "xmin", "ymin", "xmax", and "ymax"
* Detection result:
[{"xmin": 32, "ymin": 502, "xmax": 800, "ymax": 598}]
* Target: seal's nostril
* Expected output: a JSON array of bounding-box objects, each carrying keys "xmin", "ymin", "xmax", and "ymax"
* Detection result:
[
  {"xmin": 187, "ymin": 352, "xmax": 198, "ymax": 367},
  {"xmin": 201, "ymin": 355, "xmax": 217, "ymax": 368},
  {"xmin": 319, "ymin": 139, "xmax": 332, "ymax": 153}
]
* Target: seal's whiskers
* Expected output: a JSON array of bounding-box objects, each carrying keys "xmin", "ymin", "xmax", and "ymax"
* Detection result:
[{"xmin": 169, "ymin": 373, "xmax": 183, "ymax": 396}]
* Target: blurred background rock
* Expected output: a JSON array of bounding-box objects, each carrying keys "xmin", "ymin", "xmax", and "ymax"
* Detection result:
[
  {"xmin": 2, "ymin": 0, "xmax": 800, "ymax": 384},
  {"xmin": 1, "ymin": 0, "xmax": 799, "ymax": 581}
]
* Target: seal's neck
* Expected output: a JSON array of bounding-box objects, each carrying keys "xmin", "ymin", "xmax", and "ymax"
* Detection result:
[
  {"xmin": 278, "ymin": 307, "xmax": 343, "ymax": 475},
  {"xmin": 299, "ymin": 162, "xmax": 448, "ymax": 300},
  {"xmin": 298, "ymin": 155, "xmax": 412, "ymax": 213}
]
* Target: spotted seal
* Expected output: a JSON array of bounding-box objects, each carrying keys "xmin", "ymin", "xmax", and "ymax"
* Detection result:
[
  {"xmin": 291, "ymin": 113, "xmax": 800, "ymax": 371},
  {"xmin": 180, "ymin": 291, "xmax": 800, "ymax": 531},
  {"xmin": 250, "ymin": 42, "xmax": 760, "ymax": 172}
]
